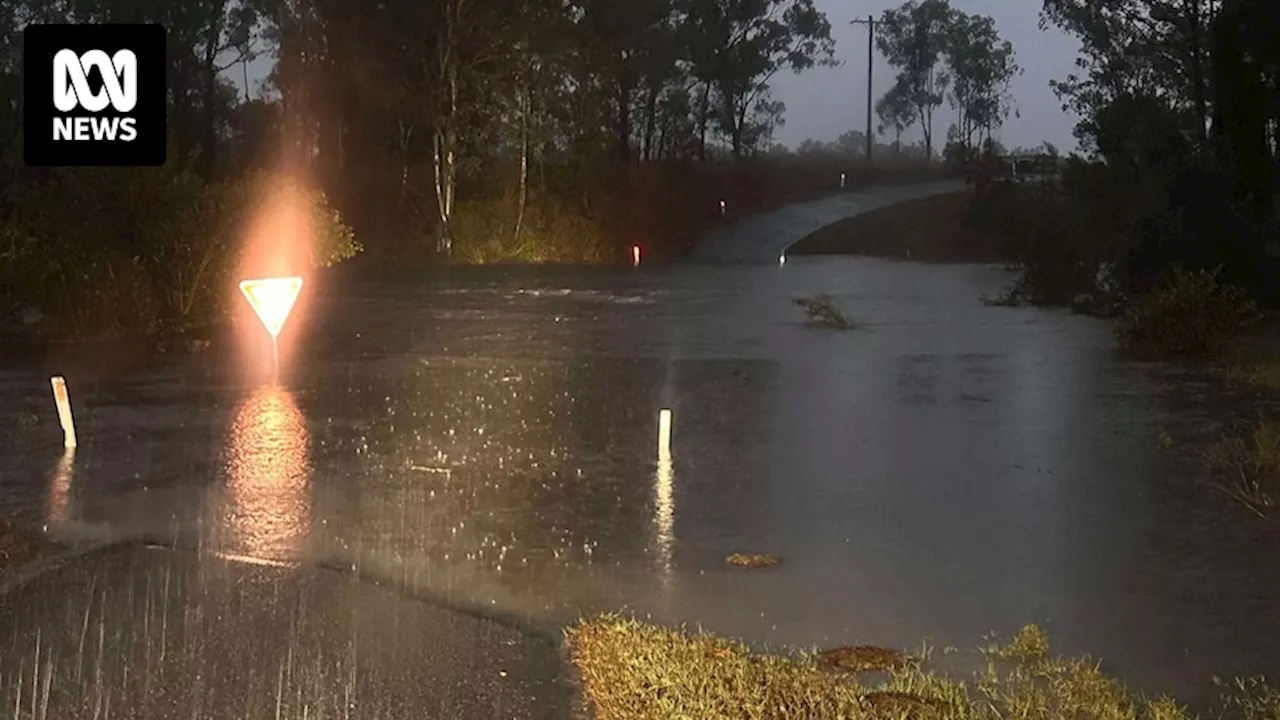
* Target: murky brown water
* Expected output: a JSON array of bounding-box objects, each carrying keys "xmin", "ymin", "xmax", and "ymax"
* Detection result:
[{"xmin": 2, "ymin": 257, "xmax": 1278, "ymax": 707}]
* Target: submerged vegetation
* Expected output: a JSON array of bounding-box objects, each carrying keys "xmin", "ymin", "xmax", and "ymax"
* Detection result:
[
  {"xmin": 1116, "ymin": 266, "xmax": 1261, "ymax": 360},
  {"xmin": 1203, "ymin": 420, "xmax": 1280, "ymax": 518},
  {"xmin": 725, "ymin": 552, "xmax": 782, "ymax": 568},
  {"xmin": 793, "ymin": 295, "xmax": 857, "ymax": 330},
  {"xmin": 568, "ymin": 616, "xmax": 1279, "ymax": 720}
]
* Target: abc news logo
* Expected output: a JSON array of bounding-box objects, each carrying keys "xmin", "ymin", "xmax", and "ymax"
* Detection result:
[
  {"xmin": 53, "ymin": 49, "xmax": 140, "ymax": 142},
  {"xmin": 24, "ymin": 24, "xmax": 166, "ymax": 166}
]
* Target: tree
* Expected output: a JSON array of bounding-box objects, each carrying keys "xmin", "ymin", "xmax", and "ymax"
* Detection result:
[
  {"xmin": 944, "ymin": 11, "xmax": 1018, "ymax": 152},
  {"xmin": 877, "ymin": 0, "xmax": 955, "ymax": 161},
  {"xmin": 1040, "ymin": 0, "xmax": 1221, "ymax": 152},
  {"xmin": 680, "ymin": 0, "xmax": 836, "ymax": 159},
  {"xmin": 1211, "ymin": 0, "xmax": 1280, "ymax": 215},
  {"xmin": 875, "ymin": 80, "xmax": 916, "ymax": 153},
  {"xmin": 836, "ymin": 129, "xmax": 868, "ymax": 155},
  {"xmin": 577, "ymin": 0, "xmax": 675, "ymax": 163}
]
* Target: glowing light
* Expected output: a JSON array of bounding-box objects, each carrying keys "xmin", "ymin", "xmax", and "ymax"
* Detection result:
[
  {"xmin": 840, "ymin": 172, "xmax": 847, "ymax": 189},
  {"xmin": 50, "ymin": 376, "xmax": 76, "ymax": 447},
  {"xmin": 779, "ymin": 252, "xmax": 786, "ymax": 267},
  {"xmin": 719, "ymin": 199, "xmax": 727, "ymax": 216},
  {"xmin": 221, "ymin": 386, "xmax": 311, "ymax": 560},
  {"xmin": 633, "ymin": 245, "xmax": 641, "ymax": 267},
  {"xmin": 654, "ymin": 409, "xmax": 674, "ymax": 573},
  {"xmin": 239, "ymin": 276, "xmax": 303, "ymax": 339}
]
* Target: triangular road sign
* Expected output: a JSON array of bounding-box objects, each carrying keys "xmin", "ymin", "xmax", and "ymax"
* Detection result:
[{"xmin": 239, "ymin": 276, "xmax": 303, "ymax": 338}]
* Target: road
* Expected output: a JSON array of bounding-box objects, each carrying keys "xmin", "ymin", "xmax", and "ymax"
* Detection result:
[{"xmin": 689, "ymin": 180, "xmax": 966, "ymax": 263}]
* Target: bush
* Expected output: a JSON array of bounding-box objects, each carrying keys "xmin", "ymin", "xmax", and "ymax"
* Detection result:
[
  {"xmin": 965, "ymin": 161, "xmax": 1140, "ymax": 310},
  {"xmin": 1, "ymin": 167, "xmax": 360, "ymax": 340},
  {"xmin": 1117, "ymin": 265, "xmax": 1260, "ymax": 359},
  {"xmin": 453, "ymin": 196, "xmax": 609, "ymax": 264}
]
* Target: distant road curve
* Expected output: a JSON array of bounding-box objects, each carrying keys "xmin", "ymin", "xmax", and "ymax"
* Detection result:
[{"xmin": 689, "ymin": 180, "xmax": 966, "ymax": 264}]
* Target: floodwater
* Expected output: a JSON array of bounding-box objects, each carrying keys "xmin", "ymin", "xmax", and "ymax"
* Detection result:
[{"xmin": 2, "ymin": 257, "xmax": 1279, "ymax": 711}]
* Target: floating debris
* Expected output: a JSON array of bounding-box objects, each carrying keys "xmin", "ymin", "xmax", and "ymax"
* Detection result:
[
  {"xmin": 792, "ymin": 295, "xmax": 855, "ymax": 330},
  {"xmin": 725, "ymin": 552, "xmax": 780, "ymax": 568},
  {"xmin": 819, "ymin": 645, "xmax": 910, "ymax": 673}
]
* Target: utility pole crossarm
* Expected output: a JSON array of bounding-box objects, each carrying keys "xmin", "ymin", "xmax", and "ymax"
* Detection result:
[{"xmin": 850, "ymin": 15, "xmax": 875, "ymax": 164}]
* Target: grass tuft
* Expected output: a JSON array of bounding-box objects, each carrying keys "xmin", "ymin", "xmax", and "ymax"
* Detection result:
[
  {"xmin": 726, "ymin": 552, "xmax": 781, "ymax": 568},
  {"xmin": 1222, "ymin": 358, "xmax": 1280, "ymax": 392},
  {"xmin": 568, "ymin": 617, "xmax": 1280, "ymax": 720},
  {"xmin": 793, "ymin": 295, "xmax": 856, "ymax": 330},
  {"xmin": 567, "ymin": 615, "xmax": 868, "ymax": 720},
  {"xmin": 1117, "ymin": 265, "xmax": 1260, "ymax": 360},
  {"xmin": 1202, "ymin": 421, "xmax": 1280, "ymax": 518}
]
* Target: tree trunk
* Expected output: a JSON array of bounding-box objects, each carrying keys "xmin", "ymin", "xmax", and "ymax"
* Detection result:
[
  {"xmin": 398, "ymin": 117, "xmax": 414, "ymax": 206},
  {"xmin": 514, "ymin": 78, "xmax": 529, "ymax": 244},
  {"xmin": 199, "ymin": 11, "xmax": 223, "ymax": 180},
  {"xmin": 696, "ymin": 82, "xmax": 710, "ymax": 162},
  {"xmin": 642, "ymin": 82, "xmax": 659, "ymax": 162},
  {"xmin": 731, "ymin": 95, "xmax": 748, "ymax": 159},
  {"xmin": 434, "ymin": 61, "xmax": 459, "ymax": 258},
  {"xmin": 1187, "ymin": 0, "xmax": 1210, "ymax": 149},
  {"xmin": 617, "ymin": 69, "xmax": 632, "ymax": 163}
]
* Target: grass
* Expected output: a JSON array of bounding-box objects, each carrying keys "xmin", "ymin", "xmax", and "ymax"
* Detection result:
[
  {"xmin": 793, "ymin": 295, "xmax": 856, "ymax": 330},
  {"xmin": 567, "ymin": 616, "xmax": 1277, "ymax": 720},
  {"xmin": 1202, "ymin": 420, "xmax": 1280, "ymax": 518},
  {"xmin": 1222, "ymin": 358, "xmax": 1280, "ymax": 392}
]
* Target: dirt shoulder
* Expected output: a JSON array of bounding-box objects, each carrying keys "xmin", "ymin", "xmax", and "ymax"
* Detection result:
[{"xmin": 785, "ymin": 190, "xmax": 1000, "ymax": 263}]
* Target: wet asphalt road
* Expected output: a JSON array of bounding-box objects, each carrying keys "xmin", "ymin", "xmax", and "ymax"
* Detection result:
[
  {"xmin": 0, "ymin": 544, "xmax": 566, "ymax": 719},
  {"xmin": 1, "ymin": 184, "xmax": 1279, "ymax": 715},
  {"xmin": 690, "ymin": 180, "xmax": 965, "ymax": 263}
]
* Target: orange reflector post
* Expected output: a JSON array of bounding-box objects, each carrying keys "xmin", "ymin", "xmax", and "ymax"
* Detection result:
[{"xmin": 239, "ymin": 277, "xmax": 304, "ymax": 339}]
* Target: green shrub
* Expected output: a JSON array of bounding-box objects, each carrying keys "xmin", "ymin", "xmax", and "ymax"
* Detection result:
[
  {"xmin": 2, "ymin": 167, "xmax": 360, "ymax": 339},
  {"xmin": 453, "ymin": 196, "xmax": 608, "ymax": 264},
  {"xmin": 1117, "ymin": 265, "xmax": 1260, "ymax": 359}
]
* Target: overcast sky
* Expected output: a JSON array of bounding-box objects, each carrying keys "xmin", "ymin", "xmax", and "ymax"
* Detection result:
[{"xmin": 771, "ymin": 0, "xmax": 1082, "ymax": 152}]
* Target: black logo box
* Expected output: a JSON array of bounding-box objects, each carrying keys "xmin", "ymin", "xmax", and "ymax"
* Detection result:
[{"xmin": 24, "ymin": 24, "xmax": 167, "ymax": 167}]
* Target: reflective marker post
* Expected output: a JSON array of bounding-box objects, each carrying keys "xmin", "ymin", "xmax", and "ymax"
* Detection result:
[
  {"xmin": 658, "ymin": 408, "xmax": 672, "ymax": 457},
  {"xmin": 50, "ymin": 376, "xmax": 76, "ymax": 447}
]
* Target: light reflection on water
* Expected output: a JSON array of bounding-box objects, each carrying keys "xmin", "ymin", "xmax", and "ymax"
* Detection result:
[
  {"xmin": 654, "ymin": 409, "xmax": 674, "ymax": 574},
  {"xmin": 219, "ymin": 385, "xmax": 312, "ymax": 560},
  {"xmin": 46, "ymin": 446, "xmax": 74, "ymax": 528}
]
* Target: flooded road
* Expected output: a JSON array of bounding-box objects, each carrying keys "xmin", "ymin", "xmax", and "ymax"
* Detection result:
[{"xmin": 2, "ymin": 257, "xmax": 1279, "ymax": 708}]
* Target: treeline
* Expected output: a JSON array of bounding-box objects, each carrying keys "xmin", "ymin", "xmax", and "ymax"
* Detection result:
[
  {"xmin": 968, "ymin": 0, "xmax": 1280, "ymax": 319},
  {"xmin": 2, "ymin": 0, "xmax": 923, "ymax": 339}
]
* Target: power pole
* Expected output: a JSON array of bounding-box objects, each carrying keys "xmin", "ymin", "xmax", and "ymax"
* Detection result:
[{"xmin": 850, "ymin": 15, "xmax": 876, "ymax": 164}]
